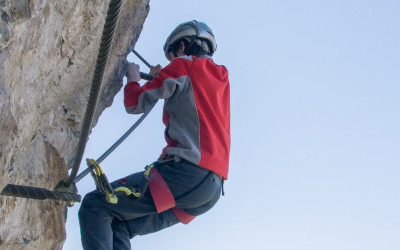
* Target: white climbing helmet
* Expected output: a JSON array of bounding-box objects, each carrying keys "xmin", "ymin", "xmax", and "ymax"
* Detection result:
[{"xmin": 163, "ymin": 20, "xmax": 217, "ymax": 60}]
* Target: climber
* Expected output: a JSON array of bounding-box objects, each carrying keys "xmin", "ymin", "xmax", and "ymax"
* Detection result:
[{"xmin": 78, "ymin": 20, "xmax": 230, "ymax": 250}]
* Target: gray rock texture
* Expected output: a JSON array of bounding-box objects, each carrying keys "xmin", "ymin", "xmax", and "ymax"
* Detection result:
[{"xmin": 0, "ymin": 0, "xmax": 149, "ymax": 249}]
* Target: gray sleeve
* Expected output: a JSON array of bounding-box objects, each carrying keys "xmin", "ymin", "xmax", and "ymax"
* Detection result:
[{"xmin": 125, "ymin": 77, "xmax": 186, "ymax": 114}]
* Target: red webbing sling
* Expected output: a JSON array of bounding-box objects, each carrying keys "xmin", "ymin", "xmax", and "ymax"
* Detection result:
[{"xmin": 148, "ymin": 168, "xmax": 196, "ymax": 224}]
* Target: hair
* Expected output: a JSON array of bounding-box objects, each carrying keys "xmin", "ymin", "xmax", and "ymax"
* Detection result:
[{"xmin": 169, "ymin": 37, "xmax": 211, "ymax": 58}]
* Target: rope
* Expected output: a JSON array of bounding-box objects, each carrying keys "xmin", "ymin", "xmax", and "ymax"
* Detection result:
[
  {"xmin": 64, "ymin": 0, "xmax": 124, "ymax": 187},
  {"xmin": 1, "ymin": 184, "xmax": 81, "ymax": 203},
  {"xmin": 74, "ymin": 50, "xmax": 155, "ymax": 183},
  {"xmin": 74, "ymin": 102, "xmax": 156, "ymax": 183}
]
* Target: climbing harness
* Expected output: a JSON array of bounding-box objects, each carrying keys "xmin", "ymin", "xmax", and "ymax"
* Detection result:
[
  {"xmin": 146, "ymin": 158, "xmax": 198, "ymax": 225},
  {"xmin": 83, "ymin": 157, "xmax": 197, "ymax": 225},
  {"xmin": 0, "ymin": 0, "xmax": 155, "ymax": 205}
]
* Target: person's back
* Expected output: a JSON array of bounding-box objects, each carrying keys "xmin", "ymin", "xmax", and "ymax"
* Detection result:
[
  {"xmin": 165, "ymin": 55, "xmax": 230, "ymax": 179},
  {"xmin": 125, "ymin": 54, "xmax": 230, "ymax": 179}
]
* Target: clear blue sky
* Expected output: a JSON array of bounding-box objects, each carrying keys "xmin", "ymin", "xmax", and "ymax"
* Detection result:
[{"xmin": 65, "ymin": 0, "xmax": 400, "ymax": 249}]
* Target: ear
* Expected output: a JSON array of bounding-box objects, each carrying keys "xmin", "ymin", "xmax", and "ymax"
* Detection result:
[{"xmin": 179, "ymin": 40, "xmax": 185, "ymax": 53}]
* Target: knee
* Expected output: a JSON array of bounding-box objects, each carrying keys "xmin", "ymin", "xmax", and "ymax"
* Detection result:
[
  {"xmin": 78, "ymin": 195, "xmax": 89, "ymax": 221},
  {"xmin": 78, "ymin": 192, "xmax": 98, "ymax": 220}
]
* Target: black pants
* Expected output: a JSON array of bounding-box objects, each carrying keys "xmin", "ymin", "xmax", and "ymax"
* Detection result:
[{"xmin": 78, "ymin": 159, "xmax": 222, "ymax": 250}]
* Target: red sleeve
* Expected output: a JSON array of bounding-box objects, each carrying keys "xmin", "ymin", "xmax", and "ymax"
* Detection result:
[{"xmin": 123, "ymin": 81, "xmax": 141, "ymax": 108}]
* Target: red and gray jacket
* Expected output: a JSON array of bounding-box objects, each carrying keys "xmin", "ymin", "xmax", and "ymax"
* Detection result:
[{"xmin": 124, "ymin": 55, "xmax": 230, "ymax": 180}]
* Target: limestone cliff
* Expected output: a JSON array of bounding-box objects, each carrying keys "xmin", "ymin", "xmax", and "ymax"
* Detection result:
[{"xmin": 0, "ymin": 0, "xmax": 149, "ymax": 249}]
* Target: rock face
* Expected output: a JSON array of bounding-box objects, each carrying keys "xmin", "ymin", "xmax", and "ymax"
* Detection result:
[{"xmin": 0, "ymin": 0, "xmax": 149, "ymax": 249}]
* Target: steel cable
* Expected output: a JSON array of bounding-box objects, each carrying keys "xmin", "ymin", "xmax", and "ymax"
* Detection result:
[
  {"xmin": 0, "ymin": 0, "xmax": 125, "ymax": 202},
  {"xmin": 64, "ymin": 0, "xmax": 124, "ymax": 187},
  {"xmin": 74, "ymin": 50, "xmax": 156, "ymax": 183},
  {"xmin": 0, "ymin": 3, "xmax": 158, "ymax": 202},
  {"xmin": 1, "ymin": 184, "xmax": 81, "ymax": 203},
  {"xmin": 74, "ymin": 102, "xmax": 156, "ymax": 183}
]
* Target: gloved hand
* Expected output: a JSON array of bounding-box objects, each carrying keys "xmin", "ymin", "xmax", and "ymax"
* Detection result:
[
  {"xmin": 149, "ymin": 64, "xmax": 162, "ymax": 77},
  {"xmin": 126, "ymin": 62, "xmax": 140, "ymax": 82}
]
